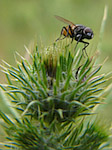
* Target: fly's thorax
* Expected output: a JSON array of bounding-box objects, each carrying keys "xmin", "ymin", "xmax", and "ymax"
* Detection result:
[
  {"xmin": 73, "ymin": 25, "xmax": 86, "ymax": 41},
  {"xmin": 74, "ymin": 25, "xmax": 85, "ymax": 35}
]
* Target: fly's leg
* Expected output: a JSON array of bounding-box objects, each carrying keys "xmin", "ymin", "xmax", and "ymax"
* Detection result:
[
  {"xmin": 56, "ymin": 25, "xmax": 73, "ymax": 43},
  {"xmin": 66, "ymin": 25, "xmax": 74, "ymax": 47},
  {"xmin": 75, "ymin": 65, "xmax": 82, "ymax": 79},
  {"xmin": 55, "ymin": 26, "xmax": 68, "ymax": 41},
  {"xmin": 81, "ymin": 41, "xmax": 89, "ymax": 57},
  {"xmin": 74, "ymin": 35, "xmax": 82, "ymax": 51},
  {"xmin": 55, "ymin": 25, "xmax": 75, "ymax": 49}
]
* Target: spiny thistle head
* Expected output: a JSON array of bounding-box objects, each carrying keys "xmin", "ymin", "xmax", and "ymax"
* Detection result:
[
  {"xmin": 0, "ymin": 41, "xmax": 111, "ymax": 149},
  {"xmin": 0, "ymin": 42, "xmax": 111, "ymax": 124}
]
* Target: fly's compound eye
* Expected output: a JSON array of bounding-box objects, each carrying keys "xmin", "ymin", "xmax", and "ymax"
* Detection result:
[{"xmin": 84, "ymin": 27, "xmax": 93, "ymax": 39}]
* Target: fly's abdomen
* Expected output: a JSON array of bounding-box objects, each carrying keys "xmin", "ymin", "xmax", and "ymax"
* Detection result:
[{"xmin": 62, "ymin": 26, "xmax": 73, "ymax": 38}]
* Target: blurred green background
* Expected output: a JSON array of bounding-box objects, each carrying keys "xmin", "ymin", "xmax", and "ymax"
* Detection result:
[{"xmin": 0, "ymin": 0, "xmax": 112, "ymax": 140}]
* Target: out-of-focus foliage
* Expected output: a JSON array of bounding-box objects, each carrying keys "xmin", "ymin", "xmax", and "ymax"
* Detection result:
[{"xmin": 0, "ymin": 0, "xmax": 112, "ymax": 70}]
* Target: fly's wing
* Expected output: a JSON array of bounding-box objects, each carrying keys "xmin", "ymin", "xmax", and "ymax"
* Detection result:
[{"xmin": 55, "ymin": 15, "xmax": 76, "ymax": 27}]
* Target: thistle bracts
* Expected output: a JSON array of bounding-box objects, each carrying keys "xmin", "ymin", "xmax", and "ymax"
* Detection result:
[
  {"xmin": 0, "ymin": 43, "xmax": 111, "ymax": 149},
  {"xmin": 0, "ymin": 44, "xmax": 109, "ymax": 123},
  {"xmin": 0, "ymin": 111, "xmax": 109, "ymax": 150}
]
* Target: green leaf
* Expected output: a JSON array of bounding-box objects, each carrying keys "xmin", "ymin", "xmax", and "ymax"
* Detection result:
[
  {"xmin": 79, "ymin": 58, "xmax": 90, "ymax": 77},
  {"xmin": 22, "ymin": 100, "xmax": 42, "ymax": 116},
  {"xmin": 57, "ymin": 109, "xmax": 63, "ymax": 119},
  {"xmin": 91, "ymin": 80, "xmax": 106, "ymax": 87},
  {"xmin": 6, "ymin": 74, "xmax": 12, "ymax": 85},
  {"xmin": 18, "ymin": 74, "xmax": 33, "ymax": 89},
  {"xmin": 22, "ymin": 87, "xmax": 38, "ymax": 99},
  {"xmin": 41, "ymin": 63, "xmax": 47, "ymax": 86},
  {"xmin": 0, "ymin": 84, "xmax": 16, "ymax": 100},
  {"xmin": 70, "ymin": 100, "xmax": 90, "ymax": 110},
  {"xmin": 0, "ymin": 111, "xmax": 14, "ymax": 125},
  {"xmin": 87, "ymin": 75, "xmax": 104, "ymax": 87},
  {"xmin": 53, "ymin": 82, "xmax": 57, "ymax": 95},
  {"xmin": 22, "ymin": 61, "xmax": 30, "ymax": 76},
  {"xmin": 56, "ymin": 64, "xmax": 61, "ymax": 87},
  {"xmin": 74, "ymin": 53, "xmax": 83, "ymax": 68},
  {"xmin": 77, "ymin": 88, "xmax": 97, "ymax": 101},
  {"xmin": 7, "ymin": 90, "xmax": 30, "ymax": 99},
  {"xmin": 64, "ymin": 73, "xmax": 72, "ymax": 90},
  {"xmin": 69, "ymin": 82, "xmax": 86, "ymax": 100},
  {"xmin": 60, "ymin": 55, "xmax": 66, "ymax": 71},
  {"xmin": 67, "ymin": 51, "xmax": 73, "ymax": 74},
  {"xmin": 8, "ymin": 71, "xmax": 26, "ymax": 86},
  {"xmin": 77, "ymin": 67, "xmax": 91, "ymax": 86},
  {"xmin": 88, "ymin": 65, "xmax": 102, "ymax": 80}
]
